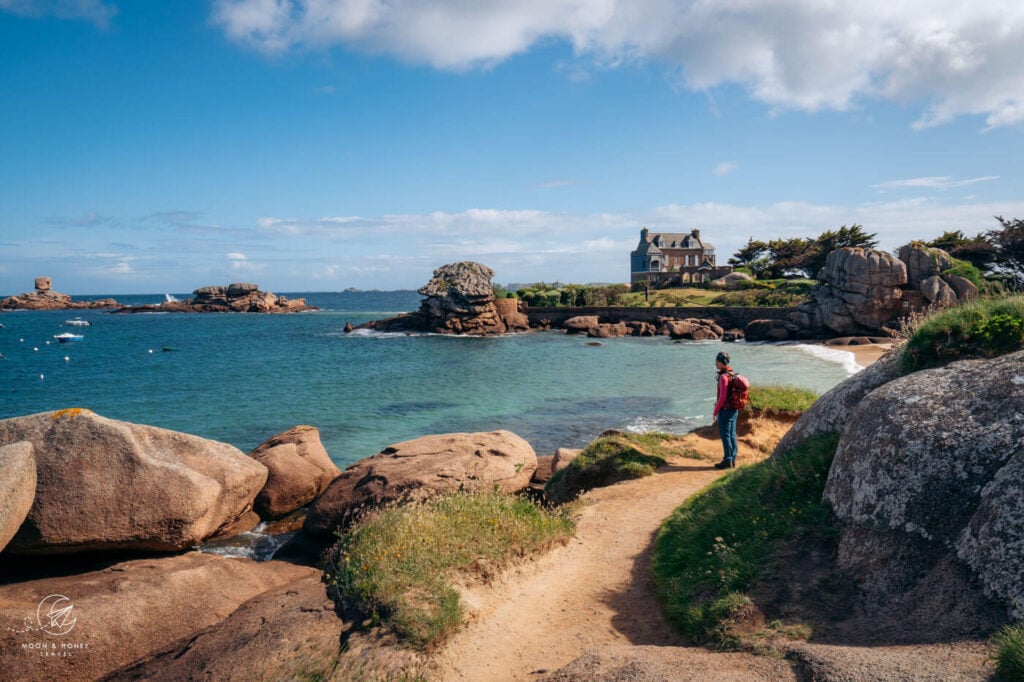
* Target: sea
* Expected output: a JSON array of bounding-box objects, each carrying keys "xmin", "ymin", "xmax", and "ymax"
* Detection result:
[{"xmin": 0, "ymin": 290, "xmax": 860, "ymax": 469}]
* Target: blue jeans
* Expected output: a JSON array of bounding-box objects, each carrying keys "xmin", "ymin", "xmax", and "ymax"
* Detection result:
[{"xmin": 717, "ymin": 409, "xmax": 738, "ymax": 463}]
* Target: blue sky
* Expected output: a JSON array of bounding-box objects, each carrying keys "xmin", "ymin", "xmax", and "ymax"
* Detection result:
[{"xmin": 2, "ymin": 0, "xmax": 1023, "ymax": 295}]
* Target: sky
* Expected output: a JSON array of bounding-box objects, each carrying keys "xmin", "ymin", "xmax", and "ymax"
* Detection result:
[{"xmin": 1, "ymin": 0, "xmax": 1023, "ymax": 295}]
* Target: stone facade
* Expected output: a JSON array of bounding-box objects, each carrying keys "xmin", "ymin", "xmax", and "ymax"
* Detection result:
[{"xmin": 630, "ymin": 227, "xmax": 734, "ymax": 286}]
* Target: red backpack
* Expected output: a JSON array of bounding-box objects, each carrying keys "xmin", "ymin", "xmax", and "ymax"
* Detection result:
[{"xmin": 725, "ymin": 371, "xmax": 751, "ymax": 410}]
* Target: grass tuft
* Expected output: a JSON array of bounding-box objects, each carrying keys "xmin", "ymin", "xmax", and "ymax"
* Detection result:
[
  {"xmin": 544, "ymin": 432, "xmax": 668, "ymax": 504},
  {"xmin": 747, "ymin": 384, "xmax": 819, "ymax": 413},
  {"xmin": 652, "ymin": 433, "xmax": 840, "ymax": 647},
  {"xmin": 323, "ymin": 491, "xmax": 574, "ymax": 650},
  {"xmin": 992, "ymin": 623, "xmax": 1024, "ymax": 681},
  {"xmin": 901, "ymin": 296, "xmax": 1024, "ymax": 373}
]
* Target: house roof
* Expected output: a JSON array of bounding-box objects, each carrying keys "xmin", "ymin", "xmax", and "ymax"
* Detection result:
[{"xmin": 649, "ymin": 231, "xmax": 715, "ymax": 251}]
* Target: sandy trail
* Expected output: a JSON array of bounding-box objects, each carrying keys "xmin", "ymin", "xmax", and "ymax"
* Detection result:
[{"xmin": 430, "ymin": 425, "xmax": 795, "ymax": 681}]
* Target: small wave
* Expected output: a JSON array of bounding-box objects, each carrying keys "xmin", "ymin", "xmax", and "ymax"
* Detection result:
[
  {"xmin": 622, "ymin": 413, "xmax": 699, "ymax": 435},
  {"xmin": 788, "ymin": 343, "xmax": 863, "ymax": 375},
  {"xmin": 196, "ymin": 528, "xmax": 294, "ymax": 561}
]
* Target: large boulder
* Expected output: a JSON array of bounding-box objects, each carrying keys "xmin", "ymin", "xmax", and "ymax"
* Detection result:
[
  {"xmin": 106, "ymin": 572, "xmax": 340, "ymax": 682},
  {"xmin": 249, "ymin": 425, "xmax": 341, "ymax": 520},
  {"xmin": 0, "ymin": 442, "xmax": 35, "ymax": 553},
  {"xmin": 0, "ymin": 409, "xmax": 268, "ymax": 554},
  {"xmin": 363, "ymin": 262, "xmax": 529, "ymax": 335},
  {"xmin": 898, "ymin": 243, "xmax": 954, "ymax": 285},
  {"xmin": 772, "ymin": 351, "xmax": 903, "ymax": 457},
  {"xmin": 744, "ymin": 319, "xmax": 799, "ymax": 342},
  {"xmin": 304, "ymin": 430, "xmax": 537, "ymax": 537},
  {"xmin": 563, "ymin": 315, "xmax": 600, "ymax": 334},
  {"xmin": 823, "ymin": 350, "xmax": 1024, "ymax": 621},
  {"xmin": 802, "ymin": 247, "xmax": 908, "ymax": 335},
  {"xmin": 710, "ymin": 271, "xmax": 754, "ymax": 290},
  {"xmin": 0, "ymin": 553, "xmax": 313, "ymax": 681}
]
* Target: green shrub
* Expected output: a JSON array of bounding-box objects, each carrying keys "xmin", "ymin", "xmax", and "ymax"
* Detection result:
[
  {"xmin": 652, "ymin": 434, "xmax": 840, "ymax": 646},
  {"xmin": 323, "ymin": 491, "xmax": 574, "ymax": 649},
  {"xmin": 942, "ymin": 258, "xmax": 984, "ymax": 288},
  {"xmin": 901, "ymin": 296, "xmax": 1024, "ymax": 372},
  {"xmin": 545, "ymin": 433, "xmax": 667, "ymax": 504},
  {"xmin": 992, "ymin": 623, "xmax": 1024, "ymax": 681}
]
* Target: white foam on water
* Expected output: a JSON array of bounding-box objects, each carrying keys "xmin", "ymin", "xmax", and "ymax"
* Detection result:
[
  {"xmin": 623, "ymin": 413, "xmax": 700, "ymax": 436},
  {"xmin": 787, "ymin": 343, "xmax": 863, "ymax": 375}
]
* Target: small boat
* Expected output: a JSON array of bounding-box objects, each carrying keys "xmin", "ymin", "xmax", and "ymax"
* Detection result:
[
  {"xmin": 65, "ymin": 318, "xmax": 92, "ymax": 327},
  {"xmin": 54, "ymin": 333, "xmax": 84, "ymax": 343}
]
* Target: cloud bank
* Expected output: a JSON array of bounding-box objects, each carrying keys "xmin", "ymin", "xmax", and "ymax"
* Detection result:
[{"xmin": 212, "ymin": 0, "xmax": 1024, "ymax": 129}]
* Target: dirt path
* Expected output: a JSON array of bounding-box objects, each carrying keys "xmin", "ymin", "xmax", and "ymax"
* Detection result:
[{"xmin": 430, "ymin": 429, "xmax": 798, "ymax": 681}]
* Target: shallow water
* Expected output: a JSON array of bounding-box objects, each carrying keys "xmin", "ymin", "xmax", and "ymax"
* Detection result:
[{"xmin": 0, "ymin": 291, "xmax": 856, "ymax": 467}]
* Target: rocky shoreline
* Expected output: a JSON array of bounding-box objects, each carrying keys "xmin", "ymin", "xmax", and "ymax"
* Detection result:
[{"xmin": 1, "ymin": 341, "xmax": 1020, "ymax": 679}]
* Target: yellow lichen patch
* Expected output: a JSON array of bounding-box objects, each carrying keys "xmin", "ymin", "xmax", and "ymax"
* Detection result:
[{"xmin": 51, "ymin": 408, "xmax": 93, "ymax": 421}]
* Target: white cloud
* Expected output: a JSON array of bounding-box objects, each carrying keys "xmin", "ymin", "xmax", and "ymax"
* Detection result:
[
  {"xmin": 713, "ymin": 162, "xmax": 738, "ymax": 177},
  {"xmin": 872, "ymin": 175, "xmax": 1000, "ymax": 191},
  {"xmin": 212, "ymin": 0, "xmax": 1024, "ymax": 128},
  {"xmin": 0, "ymin": 0, "xmax": 117, "ymax": 27},
  {"xmin": 226, "ymin": 251, "xmax": 248, "ymax": 260}
]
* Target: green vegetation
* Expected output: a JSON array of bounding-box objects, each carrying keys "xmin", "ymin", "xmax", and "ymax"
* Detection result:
[
  {"xmin": 729, "ymin": 225, "xmax": 877, "ymax": 279},
  {"xmin": 652, "ymin": 433, "xmax": 840, "ymax": 647},
  {"xmin": 901, "ymin": 296, "xmax": 1024, "ymax": 372},
  {"xmin": 514, "ymin": 282, "xmax": 630, "ymax": 307},
  {"xmin": 992, "ymin": 623, "xmax": 1024, "ymax": 681},
  {"xmin": 710, "ymin": 279, "xmax": 815, "ymax": 307},
  {"xmin": 941, "ymin": 257, "xmax": 984, "ymax": 288},
  {"xmin": 747, "ymin": 384, "xmax": 819, "ymax": 413},
  {"xmin": 545, "ymin": 432, "xmax": 669, "ymax": 504},
  {"xmin": 616, "ymin": 287, "xmax": 723, "ymax": 307},
  {"xmin": 323, "ymin": 491, "xmax": 574, "ymax": 649}
]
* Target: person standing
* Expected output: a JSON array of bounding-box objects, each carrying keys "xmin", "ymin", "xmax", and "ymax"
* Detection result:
[{"xmin": 713, "ymin": 351, "xmax": 738, "ymax": 469}]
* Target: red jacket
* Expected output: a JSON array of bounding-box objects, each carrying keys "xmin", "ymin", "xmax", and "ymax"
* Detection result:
[{"xmin": 714, "ymin": 367, "xmax": 734, "ymax": 417}]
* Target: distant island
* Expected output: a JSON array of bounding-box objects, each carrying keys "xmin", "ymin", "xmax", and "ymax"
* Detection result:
[
  {"xmin": 0, "ymin": 277, "xmax": 121, "ymax": 310},
  {"xmin": 113, "ymin": 283, "xmax": 316, "ymax": 314}
]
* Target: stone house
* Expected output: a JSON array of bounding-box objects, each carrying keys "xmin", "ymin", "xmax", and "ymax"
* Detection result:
[{"xmin": 630, "ymin": 227, "xmax": 733, "ymax": 286}]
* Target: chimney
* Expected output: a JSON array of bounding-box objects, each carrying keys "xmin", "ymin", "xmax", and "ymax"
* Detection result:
[
  {"xmin": 692, "ymin": 229, "xmax": 700, "ymax": 240},
  {"xmin": 641, "ymin": 227, "xmax": 649, "ymax": 241}
]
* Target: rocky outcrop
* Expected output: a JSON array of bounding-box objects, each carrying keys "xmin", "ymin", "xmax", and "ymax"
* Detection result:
[
  {"xmin": 0, "ymin": 442, "xmax": 35, "ymax": 553},
  {"xmin": 771, "ymin": 351, "xmax": 904, "ymax": 458},
  {"xmin": 817, "ymin": 349, "xmax": 1024, "ymax": 624},
  {"xmin": 563, "ymin": 316, "xmax": 600, "ymax": 334},
  {"xmin": 249, "ymin": 425, "xmax": 341, "ymax": 520},
  {"xmin": 113, "ymin": 283, "xmax": 314, "ymax": 314},
  {"xmin": 0, "ymin": 553, "xmax": 313, "ymax": 681},
  {"xmin": 0, "ymin": 277, "xmax": 120, "ymax": 310},
  {"xmin": 106, "ymin": 572, "xmax": 340, "ymax": 682},
  {"xmin": 791, "ymin": 245, "xmax": 979, "ymax": 337},
  {"xmin": 743, "ymin": 318, "xmax": 801, "ymax": 342},
  {"xmin": 304, "ymin": 430, "xmax": 537, "ymax": 537},
  {"xmin": 360, "ymin": 262, "xmax": 530, "ymax": 335},
  {"xmin": 662, "ymin": 318, "xmax": 724, "ymax": 340},
  {"xmin": 0, "ymin": 409, "xmax": 268, "ymax": 554},
  {"xmin": 795, "ymin": 248, "xmax": 908, "ymax": 336}
]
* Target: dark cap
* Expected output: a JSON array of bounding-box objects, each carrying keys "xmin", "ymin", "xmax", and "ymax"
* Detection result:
[{"xmin": 715, "ymin": 351, "xmax": 730, "ymax": 365}]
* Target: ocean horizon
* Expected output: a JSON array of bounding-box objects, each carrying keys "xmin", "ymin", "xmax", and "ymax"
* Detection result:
[{"xmin": 0, "ymin": 290, "xmax": 858, "ymax": 467}]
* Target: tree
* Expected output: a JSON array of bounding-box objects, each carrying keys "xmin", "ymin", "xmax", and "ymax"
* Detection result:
[
  {"xmin": 764, "ymin": 237, "xmax": 816, "ymax": 279},
  {"xmin": 729, "ymin": 238, "xmax": 771, "ymax": 277},
  {"xmin": 804, "ymin": 224, "xmax": 878, "ymax": 279},
  {"xmin": 926, "ymin": 229, "xmax": 998, "ymax": 273},
  {"xmin": 988, "ymin": 216, "xmax": 1024, "ymax": 288}
]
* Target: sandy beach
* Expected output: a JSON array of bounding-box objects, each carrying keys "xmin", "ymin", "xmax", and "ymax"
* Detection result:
[{"xmin": 839, "ymin": 342, "xmax": 892, "ymax": 368}]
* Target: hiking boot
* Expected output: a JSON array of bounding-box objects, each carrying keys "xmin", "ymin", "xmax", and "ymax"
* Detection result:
[{"xmin": 714, "ymin": 460, "xmax": 736, "ymax": 470}]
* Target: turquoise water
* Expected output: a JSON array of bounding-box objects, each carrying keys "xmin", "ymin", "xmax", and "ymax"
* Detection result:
[{"xmin": 0, "ymin": 291, "xmax": 858, "ymax": 467}]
